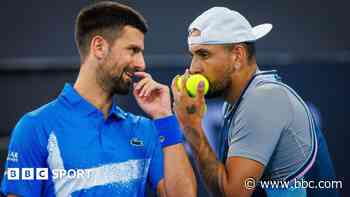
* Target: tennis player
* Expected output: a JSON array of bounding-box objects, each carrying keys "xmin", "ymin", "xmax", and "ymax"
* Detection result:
[
  {"xmin": 1, "ymin": 1, "xmax": 196, "ymax": 196},
  {"xmin": 172, "ymin": 7, "xmax": 337, "ymax": 197}
]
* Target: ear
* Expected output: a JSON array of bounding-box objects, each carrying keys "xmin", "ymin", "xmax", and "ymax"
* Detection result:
[
  {"xmin": 231, "ymin": 44, "xmax": 246, "ymax": 70},
  {"xmin": 90, "ymin": 35, "xmax": 109, "ymax": 60}
]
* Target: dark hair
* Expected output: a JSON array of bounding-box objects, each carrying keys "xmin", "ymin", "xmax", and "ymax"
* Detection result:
[
  {"xmin": 224, "ymin": 42, "xmax": 256, "ymax": 62},
  {"xmin": 75, "ymin": 1, "xmax": 148, "ymax": 59},
  {"xmin": 244, "ymin": 42, "xmax": 256, "ymax": 61}
]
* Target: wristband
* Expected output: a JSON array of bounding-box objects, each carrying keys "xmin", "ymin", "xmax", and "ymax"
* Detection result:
[{"xmin": 154, "ymin": 115, "xmax": 184, "ymax": 148}]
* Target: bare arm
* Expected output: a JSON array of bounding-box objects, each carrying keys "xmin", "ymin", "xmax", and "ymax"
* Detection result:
[
  {"xmin": 157, "ymin": 144, "xmax": 197, "ymax": 197},
  {"xmin": 171, "ymin": 73, "xmax": 264, "ymax": 196},
  {"xmin": 184, "ymin": 125, "xmax": 264, "ymax": 196},
  {"xmin": 133, "ymin": 72, "xmax": 197, "ymax": 197}
]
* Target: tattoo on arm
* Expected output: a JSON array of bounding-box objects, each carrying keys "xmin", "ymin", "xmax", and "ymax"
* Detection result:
[
  {"xmin": 197, "ymin": 138, "xmax": 226, "ymax": 196},
  {"xmin": 183, "ymin": 126, "xmax": 202, "ymax": 148},
  {"xmin": 186, "ymin": 105, "xmax": 197, "ymax": 114},
  {"xmin": 184, "ymin": 126, "xmax": 226, "ymax": 196}
]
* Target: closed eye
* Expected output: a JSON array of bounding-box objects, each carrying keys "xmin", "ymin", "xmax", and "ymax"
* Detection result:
[
  {"xmin": 198, "ymin": 51, "xmax": 209, "ymax": 59},
  {"xmin": 195, "ymin": 49, "xmax": 210, "ymax": 59},
  {"xmin": 128, "ymin": 46, "xmax": 143, "ymax": 55}
]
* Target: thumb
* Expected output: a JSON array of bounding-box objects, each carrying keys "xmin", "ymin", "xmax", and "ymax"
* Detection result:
[
  {"xmin": 196, "ymin": 80, "xmax": 205, "ymax": 101},
  {"xmin": 133, "ymin": 83, "xmax": 141, "ymax": 100},
  {"xmin": 132, "ymin": 83, "xmax": 138, "ymax": 96}
]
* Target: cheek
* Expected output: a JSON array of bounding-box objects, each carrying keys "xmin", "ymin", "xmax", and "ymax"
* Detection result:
[
  {"xmin": 116, "ymin": 53, "xmax": 133, "ymax": 69},
  {"xmin": 206, "ymin": 65, "xmax": 232, "ymax": 90},
  {"xmin": 103, "ymin": 58, "xmax": 122, "ymax": 78},
  {"xmin": 107, "ymin": 50, "xmax": 127, "ymax": 68},
  {"xmin": 207, "ymin": 62, "xmax": 228, "ymax": 80}
]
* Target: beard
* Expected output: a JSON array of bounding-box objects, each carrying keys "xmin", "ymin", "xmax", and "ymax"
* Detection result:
[
  {"xmin": 205, "ymin": 81, "xmax": 225, "ymax": 99},
  {"xmin": 96, "ymin": 61, "xmax": 134, "ymax": 95},
  {"xmin": 205, "ymin": 62, "xmax": 235, "ymax": 99},
  {"xmin": 110, "ymin": 70, "xmax": 132, "ymax": 95},
  {"xmin": 205, "ymin": 76, "xmax": 230, "ymax": 99},
  {"xmin": 110, "ymin": 66, "xmax": 135, "ymax": 95}
]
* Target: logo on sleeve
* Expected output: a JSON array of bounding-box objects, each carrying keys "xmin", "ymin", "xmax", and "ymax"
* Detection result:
[{"xmin": 6, "ymin": 151, "xmax": 19, "ymax": 162}]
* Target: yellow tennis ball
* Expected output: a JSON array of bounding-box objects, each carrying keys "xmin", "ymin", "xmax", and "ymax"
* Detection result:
[{"xmin": 176, "ymin": 74, "xmax": 209, "ymax": 97}]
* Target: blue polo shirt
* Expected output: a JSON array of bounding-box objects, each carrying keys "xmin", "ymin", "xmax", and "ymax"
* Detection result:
[{"xmin": 1, "ymin": 83, "xmax": 165, "ymax": 197}]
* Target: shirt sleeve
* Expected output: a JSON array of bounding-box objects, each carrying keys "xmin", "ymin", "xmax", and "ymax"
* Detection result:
[
  {"xmin": 1, "ymin": 114, "xmax": 47, "ymax": 197},
  {"xmin": 227, "ymin": 84, "xmax": 292, "ymax": 166}
]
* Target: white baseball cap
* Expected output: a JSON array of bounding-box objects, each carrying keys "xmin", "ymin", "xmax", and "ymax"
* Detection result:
[{"xmin": 188, "ymin": 7, "xmax": 273, "ymax": 45}]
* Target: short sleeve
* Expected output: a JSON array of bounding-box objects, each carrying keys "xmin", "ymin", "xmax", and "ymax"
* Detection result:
[
  {"xmin": 227, "ymin": 84, "xmax": 292, "ymax": 166},
  {"xmin": 1, "ymin": 114, "xmax": 47, "ymax": 196}
]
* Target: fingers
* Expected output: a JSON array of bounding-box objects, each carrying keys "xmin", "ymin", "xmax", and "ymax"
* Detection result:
[
  {"xmin": 172, "ymin": 69, "xmax": 189, "ymax": 97},
  {"xmin": 172, "ymin": 70, "xmax": 207, "ymax": 117},
  {"xmin": 171, "ymin": 75, "xmax": 183, "ymax": 110},
  {"xmin": 134, "ymin": 77, "xmax": 150, "ymax": 93},
  {"xmin": 171, "ymin": 75, "xmax": 181, "ymax": 97},
  {"xmin": 171, "ymin": 76, "xmax": 180, "ymax": 109},
  {"xmin": 134, "ymin": 72, "xmax": 152, "ymax": 91},
  {"xmin": 134, "ymin": 71, "xmax": 151, "ymax": 78},
  {"xmin": 138, "ymin": 78, "xmax": 152, "ymax": 97},
  {"xmin": 195, "ymin": 80, "xmax": 205, "ymax": 105},
  {"xmin": 140, "ymin": 80, "xmax": 161, "ymax": 97},
  {"xmin": 132, "ymin": 83, "xmax": 138, "ymax": 98},
  {"xmin": 134, "ymin": 72, "xmax": 166, "ymax": 97},
  {"xmin": 181, "ymin": 69, "xmax": 190, "ymax": 92},
  {"xmin": 133, "ymin": 72, "xmax": 152, "ymax": 96}
]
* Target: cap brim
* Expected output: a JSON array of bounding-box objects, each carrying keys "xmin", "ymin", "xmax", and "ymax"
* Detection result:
[{"xmin": 252, "ymin": 23, "xmax": 273, "ymax": 40}]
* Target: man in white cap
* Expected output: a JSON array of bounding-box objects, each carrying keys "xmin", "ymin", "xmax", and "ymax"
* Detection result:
[{"xmin": 171, "ymin": 7, "xmax": 337, "ymax": 197}]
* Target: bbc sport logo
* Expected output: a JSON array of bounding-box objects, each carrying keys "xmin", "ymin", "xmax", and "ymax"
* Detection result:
[{"xmin": 6, "ymin": 168, "xmax": 92, "ymax": 180}]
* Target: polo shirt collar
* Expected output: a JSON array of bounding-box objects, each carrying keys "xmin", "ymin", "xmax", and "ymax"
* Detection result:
[{"xmin": 59, "ymin": 83, "xmax": 127, "ymax": 119}]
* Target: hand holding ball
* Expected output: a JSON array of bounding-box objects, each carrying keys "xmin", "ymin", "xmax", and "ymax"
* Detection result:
[{"xmin": 176, "ymin": 74, "xmax": 209, "ymax": 97}]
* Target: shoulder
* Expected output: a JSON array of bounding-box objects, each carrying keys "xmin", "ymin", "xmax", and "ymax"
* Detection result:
[
  {"xmin": 252, "ymin": 82, "xmax": 289, "ymax": 100},
  {"xmin": 16, "ymin": 99, "xmax": 59, "ymax": 128},
  {"xmin": 26, "ymin": 99, "xmax": 62, "ymax": 121},
  {"xmin": 242, "ymin": 82, "xmax": 292, "ymax": 110},
  {"xmin": 235, "ymin": 82, "xmax": 293, "ymax": 126},
  {"xmin": 11, "ymin": 99, "xmax": 61, "ymax": 145}
]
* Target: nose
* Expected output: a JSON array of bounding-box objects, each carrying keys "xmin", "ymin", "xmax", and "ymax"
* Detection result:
[
  {"xmin": 133, "ymin": 53, "xmax": 146, "ymax": 71},
  {"xmin": 189, "ymin": 57, "xmax": 203, "ymax": 74}
]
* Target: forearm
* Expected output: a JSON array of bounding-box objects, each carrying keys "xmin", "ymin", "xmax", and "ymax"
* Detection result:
[
  {"xmin": 153, "ymin": 115, "xmax": 197, "ymax": 197},
  {"xmin": 163, "ymin": 144, "xmax": 197, "ymax": 197},
  {"xmin": 184, "ymin": 125, "xmax": 228, "ymax": 196}
]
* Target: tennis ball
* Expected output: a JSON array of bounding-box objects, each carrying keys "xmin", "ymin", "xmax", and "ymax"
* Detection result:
[{"xmin": 176, "ymin": 74, "xmax": 209, "ymax": 97}]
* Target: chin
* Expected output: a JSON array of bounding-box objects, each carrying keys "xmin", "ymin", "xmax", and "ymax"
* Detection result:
[
  {"xmin": 114, "ymin": 86, "xmax": 131, "ymax": 95},
  {"xmin": 109, "ymin": 75, "xmax": 132, "ymax": 95},
  {"xmin": 205, "ymin": 91, "xmax": 223, "ymax": 99},
  {"xmin": 114, "ymin": 89, "xmax": 130, "ymax": 95}
]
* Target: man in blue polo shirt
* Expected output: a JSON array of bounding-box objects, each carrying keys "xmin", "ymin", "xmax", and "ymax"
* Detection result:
[{"xmin": 1, "ymin": 1, "xmax": 196, "ymax": 197}]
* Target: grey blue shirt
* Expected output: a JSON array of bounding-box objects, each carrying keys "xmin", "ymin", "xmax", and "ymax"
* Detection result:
[{"xmin": 220, "ymin": 70, "xmax": 315, "ymax": 181}]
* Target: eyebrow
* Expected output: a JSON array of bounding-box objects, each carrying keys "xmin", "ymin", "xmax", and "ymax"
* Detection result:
[
  {"xmin": 189, "ymin": 48, "xmax": 210, "ymax": 56},
  {"xmin": 128, "ymin": 44, "xmax": 144, "ymax": 53}
]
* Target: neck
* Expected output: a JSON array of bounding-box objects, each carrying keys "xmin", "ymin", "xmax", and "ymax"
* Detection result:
[
  {"xmin": 74, "ymin": 63, "xmax": 113, "ymax": 119},
  {"xmin": 225, "ymin": 63, "xmax": 257, "ymax": 104}
]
